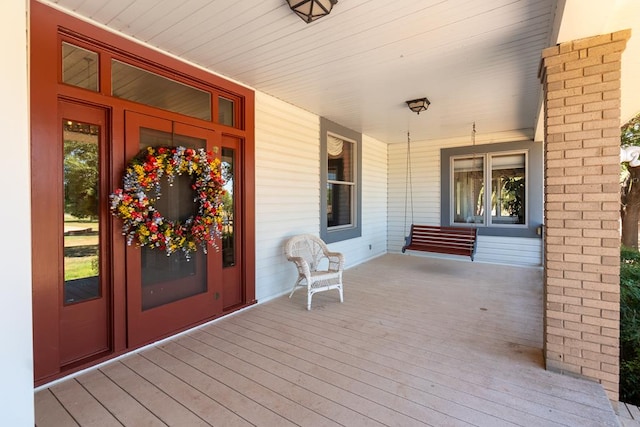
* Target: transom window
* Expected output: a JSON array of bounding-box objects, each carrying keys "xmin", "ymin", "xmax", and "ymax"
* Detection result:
[
  {"xmin": 111, "ymin": 60, "xmax": 212, "ymax": 121},
  {"xmin": 61, "ymin": 40, "xmax": 240, "ymax": 128}
]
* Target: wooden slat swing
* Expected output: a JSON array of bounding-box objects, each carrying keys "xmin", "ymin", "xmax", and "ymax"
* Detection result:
[{"xmin": 401, "ymin": 118, "xmax": 477, "ymax": 261}]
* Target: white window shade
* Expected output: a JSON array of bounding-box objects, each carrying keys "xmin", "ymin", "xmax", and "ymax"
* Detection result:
[
  {"xmin": 453, "ymin": 157, "xmax": 483, "ymax": 172},
  {"xmin": 492, "ymin": 154, "xmax": 525, "ymax": 169},
  {"xmin": 327, "ymin": 135, "xmax": 344, "ymax": 157}
]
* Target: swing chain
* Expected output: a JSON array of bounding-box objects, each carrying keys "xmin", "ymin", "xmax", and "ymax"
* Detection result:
[
  {"xmin": 404, "ymin": 131, "xmax": 414, "ymax": 237},
  {"xmin": 470, "ymin": 122, "xmax": 478, "ymax": 222}
]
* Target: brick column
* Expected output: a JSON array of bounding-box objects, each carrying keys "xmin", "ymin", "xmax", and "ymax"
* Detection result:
[{"xmin": 540, "ymin": 30, "xmax": 630, "ymax": 401}]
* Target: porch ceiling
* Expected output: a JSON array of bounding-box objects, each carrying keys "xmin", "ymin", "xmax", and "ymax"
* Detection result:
[{"xmin": 46, "ymin": 0, "xmax": 640, "ymax": 144}]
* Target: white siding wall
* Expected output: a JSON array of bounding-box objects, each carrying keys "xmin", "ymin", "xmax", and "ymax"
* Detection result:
[
  {"xmin": 473, "ymin": 235, "xmax": 542, "ymax": 266},
  {"xmin": 388, "ymin": 133, "xmax": 542, "ymax": 266},
  {"xmin": 254, "ymin": 93, "xmax": 388, "ymax": 302},
  {"xmin": 1, "ymin": 1, "xmax": 34, "ymax": 424}
]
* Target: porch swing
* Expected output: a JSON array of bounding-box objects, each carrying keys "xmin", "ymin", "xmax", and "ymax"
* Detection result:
[{"xmin": 400, "ymin": 105, "xmax": 477, "ymax": 260}]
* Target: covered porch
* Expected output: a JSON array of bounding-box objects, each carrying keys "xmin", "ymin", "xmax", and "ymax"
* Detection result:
[
  {"xmin": 3, "ymin": 1, "xmax": 640, "ymax": 423},
  {"xmin": 35, "ymin": 255, "xmax": 618, "ymax": 426}
]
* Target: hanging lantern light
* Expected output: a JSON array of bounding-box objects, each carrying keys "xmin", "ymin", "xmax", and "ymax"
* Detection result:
[
  {"xmin": 405, "ymin": 98, "xmax": 431, "ymax": 114},
  {"xmin": 286, "ymin": 0, "xmax": 338, "ymax": 24}
]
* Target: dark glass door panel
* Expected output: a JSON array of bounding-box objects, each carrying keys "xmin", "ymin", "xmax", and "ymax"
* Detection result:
[
  {"xmin": 221, "ymin": 136, "xmax": 243, "ymax": 310},
  {"xmin": 221, "ymin": 147, "xmax": 235, "ymax": 268},
  {"xmin": 138, "ymin": 128, "xmax": 207, "ymax": 311}
]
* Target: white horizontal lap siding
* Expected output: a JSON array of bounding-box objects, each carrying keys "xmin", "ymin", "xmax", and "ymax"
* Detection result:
[
  {"xmin": 362, "ymin": 135, "xmax": 388, "ymax": 259},
  {"xmin": 474, "ymin": 236, "xmax": 542, "ymax": 266},
  {"xmin": 330, "ymin": 135, "xmax": 388, "ymax": 266},
  {"xmin": 254, "ymin": 92, "xmax": 320, "ymax": 302}
]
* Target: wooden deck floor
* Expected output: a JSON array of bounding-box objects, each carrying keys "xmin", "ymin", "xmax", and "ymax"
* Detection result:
[
  {"xmin": 620, "ymin": 402, "xmax": 640, "ymax": 426},
  {"xmin": 35, "ymin": 254, "xmax": 620, "ymax": 426}
]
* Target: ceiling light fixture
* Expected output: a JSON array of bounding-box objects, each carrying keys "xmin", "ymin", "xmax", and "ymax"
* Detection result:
[
  {"xmin": 286, "ymin": 0, "xmax": 338, "ymax": 24},
  {"xmin": 406, "ymin": 97, "xmax": 431, "ymax": 114}
]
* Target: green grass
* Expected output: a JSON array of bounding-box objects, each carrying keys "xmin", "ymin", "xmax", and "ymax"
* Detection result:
[
  {"xmin": 64, "ymin": 255, "xmax": 98, "ymax": 281},
  {"xmin": 63, "ymin": 214, "xmax": 99, "ymax": 280}
]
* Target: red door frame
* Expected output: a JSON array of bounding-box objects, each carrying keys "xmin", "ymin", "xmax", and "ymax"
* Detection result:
[
  {"xmin": 221, "ymin": 133, "xmax": 245, "ymax": 311},
  {"xmin": 30, "ymin": 0, "xmax": 256, "ymax": 386},
  {"xmin": 58, "ymin": 100, "xmax": 112, "ymax": 367}
]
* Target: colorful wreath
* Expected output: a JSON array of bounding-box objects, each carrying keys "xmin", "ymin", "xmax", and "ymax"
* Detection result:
[{"xmin": 109, "ymin": 145, "xmax": 225, "ymax": 258}]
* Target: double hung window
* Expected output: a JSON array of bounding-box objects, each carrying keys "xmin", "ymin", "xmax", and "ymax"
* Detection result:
[
  {"xmin": 327, "ymin": 134, "xmax": 355, "ymax": 228},
  {"xmin": 321, "ymin": 118, "xmax": 361, "ymax": 243}
]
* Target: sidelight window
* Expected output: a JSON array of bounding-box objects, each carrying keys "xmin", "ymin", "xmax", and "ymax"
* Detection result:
[{"xmin": 62, "ymin": 120, "xmax": 101, "ymax": 304}]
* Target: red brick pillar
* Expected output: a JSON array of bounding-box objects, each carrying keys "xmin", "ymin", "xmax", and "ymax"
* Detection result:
[{"xmin": 540, "ymin": 30, "xmax": 630, "ymax": 401}]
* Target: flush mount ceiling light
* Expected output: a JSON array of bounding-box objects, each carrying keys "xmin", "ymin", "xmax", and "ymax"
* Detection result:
[
  {"xmin": 286, "ymin": 0, "xmax": 338, "ymax": 24},
  {"xmin": 406, "ymin": 97, "xmax": 431, "ymax": 114}
]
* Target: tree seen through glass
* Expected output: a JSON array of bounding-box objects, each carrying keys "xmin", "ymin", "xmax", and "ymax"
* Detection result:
[{"xmin": 63, "ymin": 120, "xmax": 101, "ymax": 304}]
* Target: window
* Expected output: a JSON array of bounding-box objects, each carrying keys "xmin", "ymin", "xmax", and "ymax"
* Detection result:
[
  {"xmin": 321, "ymin": 118, "xmax": 361, "ymax": 243},
  {"xmin": 452, "ymin": 152, "xmax": 526, "ymax": 226},
  {"xmin": 61, "ymin": 35, "xmax": 243, "ymax": 129},
  {"xmin": 111, "ymin": 60, "xmax": 212, "ymax": 121},
  {"xmin": 327, "ymin": 134, "xmax": 354, "ymax": 227},
  {"xmin": 218, "ymin": 97, "xmax": 235, "ymax": 126},
  {"xmin": 442, "ymin": 141, "xmax": 542, "ymax": 238},
  {"xmin": 62, "ymin": 42, "xmax": 99, "ymax": 91},
  {"xmin": 452, "ymin": 156, "xmax": 485, "ymax": 225},
  {"xmin": 490, "ymin": 153, "xmax": 526, "ymax": 225},
  {"xmin": 63, "ymin": 119, "xmax": 101, "ymax": 304}
]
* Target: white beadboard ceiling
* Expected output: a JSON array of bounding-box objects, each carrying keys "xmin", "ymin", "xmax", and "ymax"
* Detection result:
[{"xmin": 46, "ymin": 0, "xmax": 640, "ymax": 144}]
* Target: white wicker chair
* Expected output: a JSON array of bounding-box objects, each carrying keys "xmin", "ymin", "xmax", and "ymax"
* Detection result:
[{"xmin": 285, "ymin": 234, "xmax": 344, "ymax": 310}]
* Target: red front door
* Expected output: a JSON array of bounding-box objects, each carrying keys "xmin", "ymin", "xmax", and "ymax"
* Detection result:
[{"xmin": 124, "ymin": 111, "xmax": 224, "ymax": 347}]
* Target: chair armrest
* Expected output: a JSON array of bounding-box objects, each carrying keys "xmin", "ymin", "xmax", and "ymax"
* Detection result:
[
  {"xmin": 286, "ymin": 255, "xmax": 312, "ymax": 277},
  {"xmin": 324, "ymin": 251, "xmax": 345, "ymax": 272}
]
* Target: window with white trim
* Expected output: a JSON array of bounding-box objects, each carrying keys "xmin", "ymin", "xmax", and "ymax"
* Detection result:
[
  {"xmin": 327, "ymin": 134, "xmax": 355, "ymax": 228},
  {"xmin": 441, "ymin": 141, "xmax": 542, "ymax": 238},
  {"xmin": 452, "ymin": 151, "xmax": 526, "ymax": 226},
  {"xmin": 320, "ymin": 118, "xmax": 361, "ymax": 243}
]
